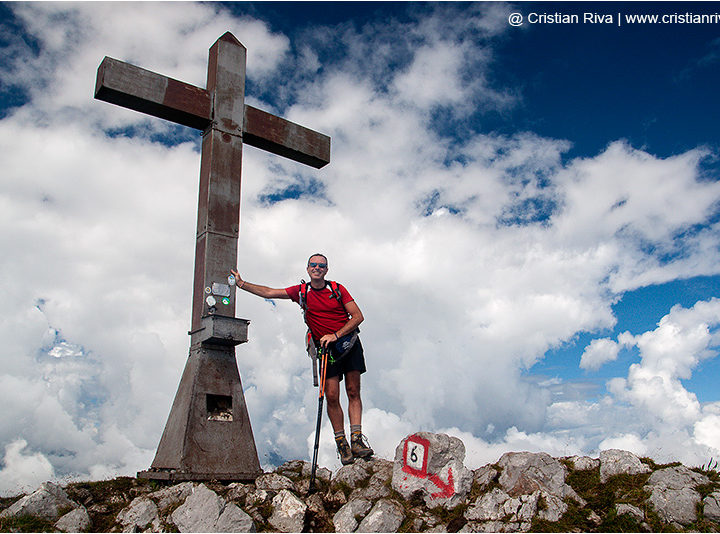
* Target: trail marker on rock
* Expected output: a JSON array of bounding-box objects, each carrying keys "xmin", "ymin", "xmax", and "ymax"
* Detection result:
[
  {"xmin": 392, "ymin": 432, "xmax": 473, "ymax": 509},
  {"xmin": 94, "ymin": 32, "xmax": 330, "ymax": 481}
]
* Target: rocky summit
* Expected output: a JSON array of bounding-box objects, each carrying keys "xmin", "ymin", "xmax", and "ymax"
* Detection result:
[{"xmin": 1, "ymin": 433, "xmax": 719, "ymax": 532}]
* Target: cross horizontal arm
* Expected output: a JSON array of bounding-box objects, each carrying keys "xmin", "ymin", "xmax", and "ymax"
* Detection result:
[
  {"xmin": 95, "ymin": 57, "xmax": 330, "ymax": 168},
  {"xmin": 243, "ymin": 106, "xmax": 330, "ymax": 169},
  {"xmin": 95, "ymin": 57, "xmax": 212, "ymax": 130}
]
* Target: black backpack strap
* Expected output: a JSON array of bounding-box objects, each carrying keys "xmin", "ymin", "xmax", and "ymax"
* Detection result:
[
  {"xmin": 299, "ymin": 279, "xmax": 308, "ymax": 312},
  {"xmin": 306, "ymin": 329, "xmax": 319, "ymax": 387},
  {"xmin": 299, "ymin": 280, "xmax": 320, "ymax": 387},
  {"xmin": 328, "ymin": 280, "xmax": 342, "ymax": 302}
]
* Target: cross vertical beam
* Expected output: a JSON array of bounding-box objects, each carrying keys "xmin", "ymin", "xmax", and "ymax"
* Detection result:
[
  {"xmin": 94, "ymin": 32, "xmax": 330, "ymax": 482},
  {"xmin": 191, "ymin": 33, "xmax": 246, "ymax": 338}
]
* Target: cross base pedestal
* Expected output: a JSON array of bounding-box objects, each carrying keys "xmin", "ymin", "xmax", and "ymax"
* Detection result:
[
  {"xmin": 138, "ymin": 338, "xmax": 262, "ymax": 482},
  {"xmin": 137, "ymin": 468, "xmax": 261, "ymax": 483}
]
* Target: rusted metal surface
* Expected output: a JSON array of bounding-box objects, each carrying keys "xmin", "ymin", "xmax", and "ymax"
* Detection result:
[
  {"xmin": 244, "ymin": 105, "xmax": 331, "ymax": 168},
  {"xmin": 190, "ymin": 126, "xmax": 244, "ymax": 333},
  {"xmin": 207, "ymin": 33, "xmax": 246, "ymax": 135},
  {"xmin": 94, "ymin": 31, "xmax": 331, "ymax": 482},
  {"xmin": 95, "ymin": 57, "xmax": 211, "ymax": 130},
  {"xmin": 95, "ymin": 59, "xmax": 331, "ymax": 166},
  {"xmin": 95, "ymin": 55, "xmax": 330, "ymax": 168},
  {"xmin": 196, "ymin": 316, "xmax": 249, "ymax": 346},
  {"xmin": 144, "ymin": 344, "xmax": 261, "ymax": 480}
]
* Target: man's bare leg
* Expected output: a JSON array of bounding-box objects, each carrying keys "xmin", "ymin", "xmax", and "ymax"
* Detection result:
[
  {"xmin": 344, "ymin": 371, "xmax": 363, "ymax": 426},
  {"xmin": 345, "ymin": 371, "xmax": 373, "ymax": 458},
  {"xmin": 325, "ymin": 376, "xmax": 344, "ymax": 432},
  {"xmin": 325, "ymin": 376, "xmax": 353, "ymax": 464}
]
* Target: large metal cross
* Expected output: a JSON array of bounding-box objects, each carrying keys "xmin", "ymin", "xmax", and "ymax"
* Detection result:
[{"xmin": 95, "ymin": 32, "xmax": 330, "ymax": 481}]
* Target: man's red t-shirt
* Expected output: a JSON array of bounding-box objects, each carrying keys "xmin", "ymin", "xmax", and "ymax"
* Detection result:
[{"xmin": 285, "ymin": 282, "xmax": 354, "ymax": 340}]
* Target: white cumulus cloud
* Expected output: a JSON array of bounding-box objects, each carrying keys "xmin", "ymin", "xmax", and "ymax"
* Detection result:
[{"xmin": 1, "ymin": 2, "xmax": 720, "ymax": 495}]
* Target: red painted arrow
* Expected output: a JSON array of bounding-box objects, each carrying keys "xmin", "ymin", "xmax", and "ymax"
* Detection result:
[{"xmin": 429, "ymin": 467, "xmax": 455, "ymax": 498}]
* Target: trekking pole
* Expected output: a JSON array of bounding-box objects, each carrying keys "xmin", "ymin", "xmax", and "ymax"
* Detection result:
[{"xmin": 308, "ymin": 346, "xmax": 328, "ymax": 494}]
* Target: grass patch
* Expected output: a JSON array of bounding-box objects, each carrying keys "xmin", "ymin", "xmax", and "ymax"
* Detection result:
[
  {"xmin": 64, "ymin": 476, "xmax": 156, "ymax": 532},
  {"xmin": 331, "ymin": 480, "xmax": 353, "ymax": 500},
  {"xmin": 570, "ymin": 470, "xmax": 652, "ymax": 514},
  {"xmin": 398, "ymin": 515, "xmax": 418, "ymax": 533},
  {"xmin": 420, "ymin": 501, "xmax": 468, "ymax": 532},
  {"xmin": 67, "ymin": 476, "xmax": 145, "ymax": 505},
  {"xmin": 0, "ymin": 514, "xmax": 56, "ymax": 532},
  {"xmin": 566, "ymin": 466, "xmax": 600, "ymax": 496},
  {"xmin": 640, "ymin": 457, "xmax": 682, "ymax": 470},
  {"xmin": 693, "ymin": 468, "xmax": 720, "ymax": 486},
  {"xmin": 530, "ymin": 501, "xmax": 596, "ymax": 532},
  {"xmin": 598, "ymin": 508, "xmax": 644, "ymax": 532},
  {"xmin": 696, "ymin": 482, "xmax": 720, "ymax": 499}
]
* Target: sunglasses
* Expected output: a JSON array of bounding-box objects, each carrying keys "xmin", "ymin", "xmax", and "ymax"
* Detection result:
[{"xmin": 308, "ymin": 262, "xmax": 327, "ymax": 269}]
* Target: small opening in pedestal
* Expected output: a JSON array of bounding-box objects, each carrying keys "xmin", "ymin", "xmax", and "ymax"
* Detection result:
[{"xmin": 207, "ymin": 394, "xmax": 233, "ymax": 421}]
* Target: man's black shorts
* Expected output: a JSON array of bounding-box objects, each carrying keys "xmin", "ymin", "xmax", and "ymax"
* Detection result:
[{"xmin": 326, "ymin": 338, "xmax": 366, "ymax": 381}]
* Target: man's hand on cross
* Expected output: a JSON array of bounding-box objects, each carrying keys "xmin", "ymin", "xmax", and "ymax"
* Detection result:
[{"xmin": 230, "ymin": 268, "xmax": 244, "ymax": 288}]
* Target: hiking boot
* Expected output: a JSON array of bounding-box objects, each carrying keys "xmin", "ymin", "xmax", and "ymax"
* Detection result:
[
  {"xmin": 351, "ymin": 433, "xmax": 374, "ymax": 459},
  {"xmin": 336, "ymin": 436, "xmax": 354, "ymax": 465}
]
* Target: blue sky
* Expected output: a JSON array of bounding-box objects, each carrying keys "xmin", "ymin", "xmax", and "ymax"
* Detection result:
[{"xmin": 1, "ymin": 1, "xmax": 720, "ymax": 494}]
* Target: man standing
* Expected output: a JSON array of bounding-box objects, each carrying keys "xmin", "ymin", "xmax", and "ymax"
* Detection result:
[{"xmin": 230, "ymin": 254, "xmax": 373, "ymax": 465}]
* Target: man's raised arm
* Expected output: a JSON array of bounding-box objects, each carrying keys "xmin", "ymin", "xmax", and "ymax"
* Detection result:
[{"xmin": 230, "ymin": 268, "xmax": 291, "ymax": 299}]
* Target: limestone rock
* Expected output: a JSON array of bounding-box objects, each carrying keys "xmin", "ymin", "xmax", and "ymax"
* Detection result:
[
  {"xmin": 171, "ymin": 484, "xmax": 222, "ymax": 532},
  {"xmin": 566, "ymin": 455, "xmax": 600, "ymax": 471},
  {"xmin": 268, "ymin": 489, "xmax": 307, "ymax": 532},
  {"xmin": 325, "ymin": 488, "xmax": 348, "ymax": 508},
  {"xmin": 392, "ymin": 432, "xmax": 473, "ymax": 509},
  {"xmin": 255, "ymin": 472, "xmax": 296, "ymax": 492},
  {"xmin": 117, "ymin": 497, "xmax": 159, "ymax": 531},
  {"xmin": 149, "ymin": 481, "xmax": 195, "ymax": 511},
  {"xmin": 646, "ymin": 464, "xmax": 710, "ymax": 489},
  {"xmin": 599, "ymin": 449, "xmax": 650, "ymax": 483},
  {"xmin": 410, "ymin": 506, "xmax": 446, "ymax": 531},
  {"xmin": 54, "ymin": 506, "xmax": 92, "ymax": 533},
  {"xmin": 9, "ymin": 443, "xmax": 720, "ymax": 534},
  {"xmin": 356, "ymin": 498, "xmax": 405, "ymax": 533},
  {"xmin": 464, "ymin": 487, "xmax": 562, "ymax": 524},
  {"xmin": 0, "ymin": 481, "xmax": 78, "ymax": 521},
  {"xmin": 536, "ymin": 491, "xmax": 568, "ymax": 522},
  {"xmin": 465, "ymin": 488, "xmax": 511, "ymax": 521},
  {"xmin": 460, "ymin": 520, "xmax": 531, "ymax": 532},
  {"xmin": 421, "ymin": 523, "xmax": 448, "ymax": 532},
  {"xmin": 512, "ymin": 493, "xmax": 540, "ymax": 522},
  {"xmin": 301, "ymin": 461, "xmax": 332, "ymax": 483},
  {"xmin": 616, "ymin": 503, "xmax": 644, "ymax": 522},
  {"xmin": 644, "ymin": 465, "xmax": 709, "ymax": 525},
  {"xmin": 333, "ymin": 498, "xmax": 372, "ymax": 532},
  {"xmin": 363, "ymin": 457, "xmax": 394, "ymax": 478},
  {"xmin": 587, "ymin": 510, "xmax": 602, "ymax": 525},
  {"xmin": 349, "ymin": 473, "xmax": 393, "ymax": 502},
  {"xmin": 216, "ymin": 503, "xmax": 256, "ymax": 533},
  {"xmin": 170, "ymin": 483, "xmax": 254, "ymax": 533},
  {"xmin": 306, "ymin": 492, "xmax": 331, "ymax": 527},
  {"xmin": 704, "ymin": 491, "xmax": 720, "ymax": 522},
  {"xmin": 473, "ymin": 465, "xmax": 498, "ymax": 490},
  {"xmin": 245, "ymin": 488, "xmax": 270, "ymax": 507},
  {"xmin": 332, "ymin": 462, "xmax": 370, "ymax": 491},
  {"xmin": 497, "ymin": 451, "xmax": 582, "ymax": 505},
  {"xmin": 277, "ymin": 459, "xmax": 306, "ymax": 478},
  {"xmin": 226, "ymin": 482, "xmax": 252, "ymax": 505},
  {"xmin": 88, "ymin": 503, "xmax": 109, "ymax": 515}
]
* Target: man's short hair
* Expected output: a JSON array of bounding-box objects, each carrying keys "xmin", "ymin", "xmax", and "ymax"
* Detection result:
[{"xmin": 308, "ymin": 253, "xmax": 328, "ymax": 266}]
